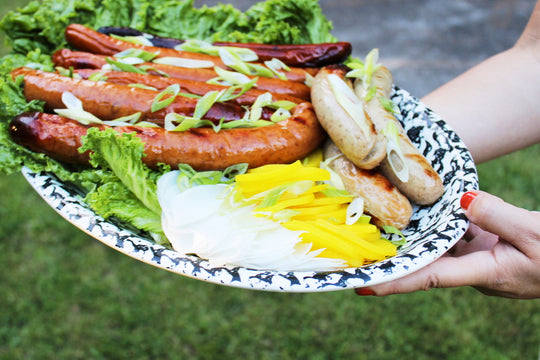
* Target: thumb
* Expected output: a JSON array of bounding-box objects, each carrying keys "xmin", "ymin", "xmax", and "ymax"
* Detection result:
[{"xmin": 461, "ymin": 190, "xmax": 540, "ymax": 254}]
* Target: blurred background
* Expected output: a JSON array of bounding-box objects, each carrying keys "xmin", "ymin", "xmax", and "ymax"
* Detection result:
[{"xmin": 1, "ymin": 1, "xmax": 539, "ymax": 359}]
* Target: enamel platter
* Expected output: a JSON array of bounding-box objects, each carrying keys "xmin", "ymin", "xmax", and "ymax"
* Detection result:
[{"xmin": 22, "ymin": 86, "xmax": 479, "ymax": 292}]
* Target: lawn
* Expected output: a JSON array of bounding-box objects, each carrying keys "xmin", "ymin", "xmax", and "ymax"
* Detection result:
[{"xmin": 1, "ymin": 1, "xmax": 539, "ymax": 359}]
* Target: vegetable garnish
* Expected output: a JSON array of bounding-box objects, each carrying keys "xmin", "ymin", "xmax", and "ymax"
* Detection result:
[
  {"xmin": 150, "ymin": 84, "xmax": 180, "ymax": 112},
  {"xmin": 327, "ymin": 74, "xmax": 372, "ymax": 138},
  {"xmin": 104, "ymin": 57, "xmax": 147, "ymax": 74},
  {"xmin": 110, "ymin": 33, "xmax": 154, "ymax": 46},
  {"xmin": 381, "ymin": 120, "xmax": 410, "ymax": 183},
  {"xmin": 114, "ymin": 48, "xmax": 158, "ymax": 62},
  {"xmin": 152, "ymin": 57, "xmax": 215, "ymax": 69},
  {"xmin": 178, "ymin": 39, "xmax": 258, "ymax": 62},
  {"xmin": 229, "ymin": 161, "xmax": 398, "ymax": 267}
]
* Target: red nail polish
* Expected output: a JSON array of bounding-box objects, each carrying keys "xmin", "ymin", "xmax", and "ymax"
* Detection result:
[
  {"xmin": 355, "ymin": 288, "xmax": 376, "ymax": 296},
  {"xmin": 460, "ymin": 191, "xmax": 478, "ymax": 210}
]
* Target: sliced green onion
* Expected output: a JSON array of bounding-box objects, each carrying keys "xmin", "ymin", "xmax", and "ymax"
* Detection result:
[
  {"xmin": 304, "ymin": 72, "xmax": 314, "ymax": 87},
  {"xmin": 219, "ymin": 47, "xmax": 251, "ymax": 74},
  {"xmin": 320, "ymin": 187, "xmax": 350, "ymax": 198},
  {"xmin": 115, "ymin": 48, "xmax": 158, "ymax": 62},
  {"xmin": 164, "ymin": 113, "xmax": 221, "ymax": 132},
  {"xmin": 153, "ymin": 57, "xmax": 215, "ymax": 68},
  {"xmin": 382, "ymin": 225, "xmax": 407, "ymax": 246},
  {"xmin": 210, "ymin": 66, "xmax": 253, "ymax": 86},
  {"xmin": 55, "ymin": 66, "xmax": 80, "ymax": 78},
  {"xmin": 220, "ymin": 119, "xmax": 274, "ymax": 129},
  {"xmin": 110, "ymin": 33, "xmax": 154, "ymax": 46},
  {"xmin": 222, "ymin": 163, "xmax": 249, "ymax": 182},
  {"xmin": 105, "ymin": 58, "xmax": 147, "ymax": 74},
  {"xmin": 267, "ymin": 100, "xmax": 297, "ymax": 111},
  {"xmin": 346, "ymin": 197, "xmax": 365, "ymax": 225},
  {"xmin": 363, "ymin": 85, "xmax": 377, "ymax": 102},
  {"xmin": 54, "ymin": 92, "xmax": 103, "ymax": 125},
  {"xmin": 88, "ymin": 71, "xmax": 108, "ymax": 82},
  {"xmin": 178, "ymin": 40, "xmax": 258, "ymax": 62},
  {"xmin": 270, "ymin": 108, "xmax": 291, "ymax": 123},
  {"xmin": 151, "ymin": 84, "xmax": 180, "ymax": 112},
  {"xmin": 249, "ymin": 92, "xmax": 273, "ymax": 122},
  {"xmin": 327, "ymin": 73, "xmax": 372, "ymax": 138},
  {"xmin": 193, "ymin": 90, "xmax": 224, "ymax": 119},
  {"xmin": 264, "ymin": 58, "xmax": 290, "ymax": 80},
  {"xmin": 380, "ymin": 96, "xmax": 398, "ymax": 114},
  {"xmin": 381, "ymin": 121, "xmax": 409, "ymax": 183},
  {"xmin": 320, "ymin": 154, "xmax": 346, "ymax": 190},
  {"xmin": 218, "ymin": 79, "xmax": 258, "ymax": 102},
  {"xmin": 255, "ymin": 180, "xmax": 313, "ymax": 208},
  {"xmin": 345, "ymin": 48, "xmax": 381, "ymax": 92},
  {"xmin": 138, "ymin": 65, "xmax": 170, "ymax": 77}
]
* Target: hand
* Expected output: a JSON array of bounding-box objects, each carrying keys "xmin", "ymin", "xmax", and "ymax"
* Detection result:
[{"xmin": 356, "ymin": 191, "xmax": 540, "ymax": 299}]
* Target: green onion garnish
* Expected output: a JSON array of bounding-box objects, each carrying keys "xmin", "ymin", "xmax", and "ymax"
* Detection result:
[{"xmin": 151, "ymin": 84, "xmax": 180, "ymax": 112}]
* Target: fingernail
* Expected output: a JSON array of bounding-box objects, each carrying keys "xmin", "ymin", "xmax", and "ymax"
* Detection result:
[
  {"xmin": 460, "ymin": 191, "xmax": 478, "ymax": 210},
  {"xmin": 355, "ymin": 288, "xmax": 376, "ymax": 296}
]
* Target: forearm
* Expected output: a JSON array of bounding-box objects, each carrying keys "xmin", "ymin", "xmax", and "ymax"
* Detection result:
[{"xmin": 421, "ymin": 47, "xmax": 540, "ymax": 164}]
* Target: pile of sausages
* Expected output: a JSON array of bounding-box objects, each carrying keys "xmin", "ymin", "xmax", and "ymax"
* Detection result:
[{"xmin": 8, "ymin": 23, "xmax": 444, "ymax": 229}]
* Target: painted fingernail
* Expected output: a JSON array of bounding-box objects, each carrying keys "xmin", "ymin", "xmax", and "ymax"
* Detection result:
[
  {"xmin": 355, "ymin": 288, "xmax": 376, "ymax": 296},
  {"xmin": 460, "ymin": 191, "xmax": 478, "ymax": 210}
]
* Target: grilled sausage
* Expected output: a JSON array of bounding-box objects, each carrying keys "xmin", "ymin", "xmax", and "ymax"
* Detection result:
[
  {"xmin": 324, "ymin": 140, "xmax": 412, "ymax": 229},
  {"xmin": 72, "ymin": 68, "xmax": 305, "ymax": 107},
  {"xmin": 9, "ymin": 104, "xmax": 326, "ymax": 171},
  {"xmin": 11, "ymin": 67, "xmax": 274, "ymax": 126},
  {"xmin": 52, "ymin": 49, "xmax": 312, "ymax": 100},
  {"xmin": 353, "ymin": 66, "xmax": 444, "ymax": 205},
  {"xmin": 311, "ymin": 65, "xmax": 384, "ymax": 169},
  {"xmin": 65, "ymin": 24, "xmax": 317, "ymax": 83},
  {"xmin": 97, "ymin": 26, "xmax": 352, "ymax": 67}
]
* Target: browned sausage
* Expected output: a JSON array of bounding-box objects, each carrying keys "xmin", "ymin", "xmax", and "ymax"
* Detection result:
[
  {"xmin": 98, "ymin": 26, "xmax": 352, "ymax": 67},
  {"xmin": 52, "ymin": 49, "xmax": 312, "ymax": 100},
  {"xmin": 311, "ymin": 65, "xmax": 385, "ymax": 169},
  {"xmin": 65, "ymin": 24, "xmax": 317, "ymax": 83},
  {"xmin": 9, "ymin": 103, "xmax": 326, "ymax": 171},
  {"xmin": 324, "ymin": 140, "xmax": 412, "ymax": 229},
  {"xmin": 353, "ymin": 66, "xmax": 445, "ymax": 205},
  {"xmin": 11, "ymin": 67, "xmax": 275, "ymax": 126},
  {"xmin": 72, "ymin": 69, "xmax": 305, "ymax": 107}
]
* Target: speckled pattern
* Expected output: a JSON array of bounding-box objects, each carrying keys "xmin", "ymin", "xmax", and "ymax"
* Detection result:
[{"xmin": 21, "ymin": 87, "xmax": 478, "ymax": 292}]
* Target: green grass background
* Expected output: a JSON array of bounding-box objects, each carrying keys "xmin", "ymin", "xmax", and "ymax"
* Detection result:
[{"xmin": 0, "ymin": 1, "xmax": 539, "ymax": 359}]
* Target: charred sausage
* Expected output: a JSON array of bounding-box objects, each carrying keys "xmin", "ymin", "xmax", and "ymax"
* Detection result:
[
  {"xmin": 97, "ymin": 26, "xmax": 352, "ymax": 68},
  {"xmin": 9, "ymin": 103, "xmax": 326, "ymax": 171},
  {"xmin": 65, "ymin": 24, "xmax": 317, "ymax": 83}
]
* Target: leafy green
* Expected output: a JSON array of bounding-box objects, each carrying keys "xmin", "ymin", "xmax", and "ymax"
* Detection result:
[{"xmin": 79, "ymin": 128, "xmax": 164, "ymax": 215}]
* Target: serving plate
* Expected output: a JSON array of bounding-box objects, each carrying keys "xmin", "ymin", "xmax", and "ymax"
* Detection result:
[{"xmin": 22, "ymin": 86, "xmax": 478, "ymax": 292}]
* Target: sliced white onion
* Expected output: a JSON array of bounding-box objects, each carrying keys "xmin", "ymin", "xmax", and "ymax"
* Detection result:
[{"xmin": 153, "ymin": 57, "xmax": 215, "ymax": 68}]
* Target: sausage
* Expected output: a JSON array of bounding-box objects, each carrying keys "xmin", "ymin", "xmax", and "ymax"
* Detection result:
[
  {"xmin": 97, "ymin": 26, "xmax": 353, "ymax": 67},
  {"xmin": 52, "ymin": 49, "xmax": 312, "ymax": 100},
  {"xmin": 353, "ymin": 66, "xmax": 445, "ymax": 205},
  {"xmin": 323, "ymin": 140, "xmax": 412, "ymax": 229},
  {"xmin": 11, "ymin": 67, "xmax": 274, "ymax": 126},
  {"xmin": 65, "ymin": 24, "xmax": 317, "ymax": 83},
  {"xmin": 311, "ymin": 65, "xmax": 384, "ymax": 169},
  {"xmin": 72, "ymin": 69, "xmax": 305, "ymax": 107},
  {"xmin": 9, "ymin": 103, "xmax": 326, "ymax": 171}
]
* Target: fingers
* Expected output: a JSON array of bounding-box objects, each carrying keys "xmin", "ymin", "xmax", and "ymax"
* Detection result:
[
  {"xmin": 360, "ymin": 251, "xmax": 497, "ymax": 296},
  {"xmin": 463, "ymin": 191, "xmax": 540, "ymax": 254}
]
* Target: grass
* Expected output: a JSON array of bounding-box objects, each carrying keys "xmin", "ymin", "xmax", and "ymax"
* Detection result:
[{"xmin": 0, "ymin": 1, "xmax": 539, "ymax": 359}]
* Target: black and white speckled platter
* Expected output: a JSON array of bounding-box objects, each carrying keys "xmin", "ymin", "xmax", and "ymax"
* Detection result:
[{"xmin": 22, "ymin": 86, "xmax": 478, "ymax": 292}]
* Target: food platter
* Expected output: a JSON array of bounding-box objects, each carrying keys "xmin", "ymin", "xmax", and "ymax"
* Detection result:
[{"xmin": 22, "ymin": 85, "xmax": 478, "ymax": 292}]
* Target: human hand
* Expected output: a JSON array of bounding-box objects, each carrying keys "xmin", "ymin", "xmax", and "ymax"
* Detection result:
[{"xmin": 356, "ymin": 191, "xmax": 540, "ymax": 299}]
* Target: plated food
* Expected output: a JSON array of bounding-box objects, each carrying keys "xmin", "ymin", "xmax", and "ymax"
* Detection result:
[{"xmin": 0, "ymin": 0, "xmax": 478, "ymax": 290}]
